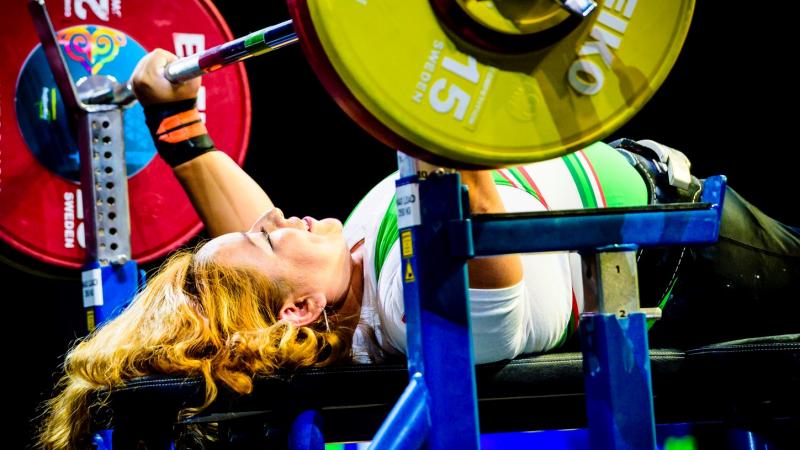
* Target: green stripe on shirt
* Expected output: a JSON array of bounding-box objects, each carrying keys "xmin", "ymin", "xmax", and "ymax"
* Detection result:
[
  {"xmin": 374, "ymin": 196, "xmax": 398, "ymax": 279},
  {"xmin": 563, "ymin": 152, "xmax": 598, "ymax": 209},
  {"xmin": 492, "ymin": 169, "xmax": 542, "ymax": 204},
  {"xmin": 580, "ymin": 142, "xmax": 648, "ymax": 208}
]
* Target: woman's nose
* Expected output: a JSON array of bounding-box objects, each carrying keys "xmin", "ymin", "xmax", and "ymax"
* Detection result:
[
  {"xmin": 270, "ymin": 208, "xmax": 285, "ymax": 221},
  {"xmin": 248, "ymin": 208, "xmax": 285, "ymax": 232}
]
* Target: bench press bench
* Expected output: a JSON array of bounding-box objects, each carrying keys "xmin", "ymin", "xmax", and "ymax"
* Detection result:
[{"xmin": 91, "ymin": 334, "xmax": 800, "ymax": 449}]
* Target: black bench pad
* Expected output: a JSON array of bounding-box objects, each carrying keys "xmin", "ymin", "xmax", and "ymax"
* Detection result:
[{"xmin": 92, "ymin": 335, "xmax": 800, "ymax": 445}]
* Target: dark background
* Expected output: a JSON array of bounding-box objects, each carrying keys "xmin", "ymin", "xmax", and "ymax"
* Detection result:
[{"xmin": 8, "ymin": 1, "xmax": 797, "ymax": 447}]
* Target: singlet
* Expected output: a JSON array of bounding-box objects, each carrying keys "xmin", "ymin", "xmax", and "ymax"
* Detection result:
[{"xmin": 343, "ymin": 142, "xmax": 648, "ymax": 364}]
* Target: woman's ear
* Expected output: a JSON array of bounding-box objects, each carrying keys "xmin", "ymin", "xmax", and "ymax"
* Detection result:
[{"xmin": 279, "ymin": 293, "xmax": 326, "ymax": 326}]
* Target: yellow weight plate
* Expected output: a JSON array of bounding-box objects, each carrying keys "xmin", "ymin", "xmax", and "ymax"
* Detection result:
[{"xmin": 306, "ymin": 0, "xmax": 694, "ymax": 167}]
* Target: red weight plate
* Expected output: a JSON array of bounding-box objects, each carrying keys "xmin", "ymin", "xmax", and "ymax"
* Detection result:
[{"xmin": 0, "ymin": 0, "xmax": 251, "ymax": 268}]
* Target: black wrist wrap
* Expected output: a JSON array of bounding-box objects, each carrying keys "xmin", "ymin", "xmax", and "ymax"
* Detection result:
[{"xmin": 144, "ymin": 99, "xmax": 216, "ymax": 167}]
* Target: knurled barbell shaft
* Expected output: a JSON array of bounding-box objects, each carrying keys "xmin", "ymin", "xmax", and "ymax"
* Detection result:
[
  {"xmin": 165, "ymin": 20, "xmax": 298, "ymax": 83},
  {"xmin": 81, "ymin": 20, "xmax": 298, "ymax": 105}
]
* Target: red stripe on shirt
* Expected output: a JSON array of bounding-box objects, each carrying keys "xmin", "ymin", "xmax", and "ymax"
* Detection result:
[
  {"xmin": 497, "ymin": 169, "xmax": 520, "ymax": 188},
  {"xmin": 518, "ymin": 167, "xmax": 550, "ymax": 210},
  {"xmin": 578, "ymin": 150, "xmax": 607, "ymax": 208},
  {"xmin": 571, "ymin": 290, "xmax": 580, "ymax": 332}
]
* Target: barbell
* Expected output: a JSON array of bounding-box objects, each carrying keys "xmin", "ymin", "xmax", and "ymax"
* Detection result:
[
  {"xmin": 91, "ymin": 0, "xmax": 695, "ymax": 168},
  {"xmin": 0, "ymin": 0, "xmax": 694, "ymax": 268}
]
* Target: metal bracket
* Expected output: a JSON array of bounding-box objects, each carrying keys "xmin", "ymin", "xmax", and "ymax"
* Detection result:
[
  {"xmin": 78, "ymin": 110, "xmax": 133, "ymax": 265},
  {"xmin": 29, "ymin": 0, "xmax": 140, "ymax": 334},
  {"xmin": 582, "ymin": 248, "xmax": 640, "ymax": 317},
  {"xmin": 29, "ymin": 0, "xmax": 134, "ymax": 267}
]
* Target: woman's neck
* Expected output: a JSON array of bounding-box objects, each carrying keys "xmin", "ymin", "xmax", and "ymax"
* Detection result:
[{"xmin": 334, "ymin": 239, "xmax": 365, "ymax": 329}]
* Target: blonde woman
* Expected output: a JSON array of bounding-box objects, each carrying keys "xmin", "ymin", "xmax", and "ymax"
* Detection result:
[{"xmin": 37, "ymin": 50, "xmax": 800, "ymax": 449}]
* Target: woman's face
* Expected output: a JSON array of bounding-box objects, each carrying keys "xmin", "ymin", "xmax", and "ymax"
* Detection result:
[{"xmin": 196, "ymin": 208, "xmax": 352, "ymax": 305}]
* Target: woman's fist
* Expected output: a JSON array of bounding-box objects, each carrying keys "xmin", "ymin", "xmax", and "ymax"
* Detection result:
[{"xmin": 131, "ymin": 49, "xmax": 201, "ymax": 106}]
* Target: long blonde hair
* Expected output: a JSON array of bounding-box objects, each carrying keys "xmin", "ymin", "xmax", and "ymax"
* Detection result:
[{"xmin": 37, "ymin": 249, "xmax": 352, "ymax": 449}]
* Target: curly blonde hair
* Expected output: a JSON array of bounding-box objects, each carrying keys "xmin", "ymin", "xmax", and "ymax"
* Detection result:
[{"xmin": 37, "ymin": 249, "xmax": 352, "ymax": 449}]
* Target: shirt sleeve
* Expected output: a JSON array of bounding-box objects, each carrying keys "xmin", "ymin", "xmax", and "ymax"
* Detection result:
[
  {"xmin": 469, "ymin": 283, "xmax": 528, "ymax": 363},
  {"xmin": 377, "ymin": 243, "xmax": 532, "ymax": 364}
]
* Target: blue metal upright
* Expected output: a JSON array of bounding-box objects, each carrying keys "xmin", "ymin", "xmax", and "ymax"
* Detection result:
[
  {"xmin": 82, "ymin": 260, "xmax": 141, "ymax": 330},
  {"xmin": 580, "ymin": 312, "xmax": 656, "ymax": 450},
  {"xmin": 372, "ymin": 154, "xmax": 480, "ymax": 449},
  {"xmin": 288, "ymin": 410, "xmax": 326, "ymax": 450},
  {"xmin": 371, "ymin": 373, "xmax": 432, "ymax": 450}
]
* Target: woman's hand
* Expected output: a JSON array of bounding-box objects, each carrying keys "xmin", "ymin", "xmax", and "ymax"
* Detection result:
[{"xmin": 131, "ymin": 49, "xmax": 201, "ymax": 106}]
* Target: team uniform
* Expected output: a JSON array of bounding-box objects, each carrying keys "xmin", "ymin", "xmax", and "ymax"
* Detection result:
[{"xmin": 344, "ymin": 142, "xmax": 649, "ymax": 364}]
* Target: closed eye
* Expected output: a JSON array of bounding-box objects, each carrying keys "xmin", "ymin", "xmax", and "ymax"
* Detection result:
[{"xmin": 261, "ymin": 227, "xmax": 273, "ymax": 249}]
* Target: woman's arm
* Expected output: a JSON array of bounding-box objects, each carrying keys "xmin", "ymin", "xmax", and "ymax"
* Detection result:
[
  {"xmin": 132, "ymin": 49, "xmax": 273, "ymax": 237},
  {"xmin": 172, "ymin": 152, "xmax": 273, "ymax": 237},
  {"xmin": 460, "ymin": 170, "xmax": 523, "ymax": 289}
]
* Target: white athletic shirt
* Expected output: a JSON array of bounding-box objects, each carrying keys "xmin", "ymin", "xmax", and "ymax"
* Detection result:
[{"xmin": 343, "ymin": 143, "xmax": 647, "ymax": 364}]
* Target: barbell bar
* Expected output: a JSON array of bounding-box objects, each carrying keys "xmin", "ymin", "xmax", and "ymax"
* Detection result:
[{"xmin": 81, "ymin": 20, "xmax": 298, "ymax": 105}]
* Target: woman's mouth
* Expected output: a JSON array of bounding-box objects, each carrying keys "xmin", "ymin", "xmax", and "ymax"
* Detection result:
[{"xmin": 303, "ymin": 216, "xmax": 314, "ymax": 232}]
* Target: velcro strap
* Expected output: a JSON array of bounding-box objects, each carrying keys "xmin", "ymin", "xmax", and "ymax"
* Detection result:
[
  {"xmin": 156, "ymin": 109, "xmax": 203, "ymax": 136},
  {"xmin": 159, "ymin": 122, "xmax": 208, "ymax": 144},
  {"xmin": 144, "ymin": 99, "xmax": 216, "ymax": 167}
]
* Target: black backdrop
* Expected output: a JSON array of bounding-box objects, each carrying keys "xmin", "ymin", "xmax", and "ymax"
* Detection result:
[{"xmin": 10, "ymin": 2, "xmax": 797, "ymax": 447}]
